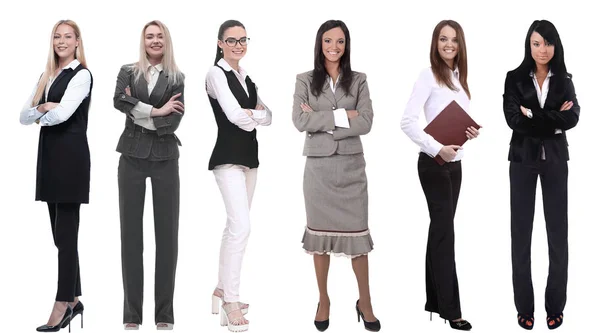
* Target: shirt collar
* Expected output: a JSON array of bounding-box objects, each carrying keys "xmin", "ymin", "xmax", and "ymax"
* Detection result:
[
  {"xmin": 530, "ymin": 69, "xmax": 553, "ymax": 78},
  {"xmin": 63, "ymin": 59, "xmax": 80, "ymax": 70},
  {"xmin": 218, "ymin": 58, "xmax": 247, "ymax": 79},
  {"xmin": 452, "ymin": 67, "xmax": 460, "ymax": 78},
  {"xmin": 149, "ymin": 63, "xmax": 163, "ymax": 73}
]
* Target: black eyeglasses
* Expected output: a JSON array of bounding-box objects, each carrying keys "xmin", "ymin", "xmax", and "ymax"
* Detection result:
[{"xmin": 223, "ymin": 37, "xmax": 249, "ymax": 47}]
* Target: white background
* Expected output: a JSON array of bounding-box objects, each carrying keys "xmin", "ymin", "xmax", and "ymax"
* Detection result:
[{"xmin": 1, "ymin": 0, "xmax": 597, "ymax": 332}]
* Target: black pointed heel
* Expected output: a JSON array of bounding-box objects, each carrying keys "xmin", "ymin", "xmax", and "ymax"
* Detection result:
[
  {"xmin": 36, "ymin": 305, "xmax": 73, "ymax": 332},
  {"xmin": 62, "ymin": 301, "xmax": 84, "ymax": 329},
  {"xmin": 355, "ymin": 300, "xmax": 381, "ymax": 332},
  {"xmin": 314, "ymin": 303, "xmax": 329, "ymax": 332},
  {"xmin": 449, "ymin": 319, "xmax": 472, "ymax": 331}
]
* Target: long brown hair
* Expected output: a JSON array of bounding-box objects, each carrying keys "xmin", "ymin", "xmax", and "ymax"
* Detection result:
[
  {"xmin": 32, "ymin": 20, "xmax": 87, "ymax": 106},
  {"xmin": 429, "ymin": 20, "xmax": 470, "ymax": 99}
]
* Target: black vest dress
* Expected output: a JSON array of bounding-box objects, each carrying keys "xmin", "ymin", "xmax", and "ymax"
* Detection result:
[{"xmin": 36, "ymin": 64, "xmax": 93, "ymax": 203}]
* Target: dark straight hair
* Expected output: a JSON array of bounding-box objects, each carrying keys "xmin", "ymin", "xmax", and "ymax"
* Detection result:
[
  {"xmin": 514, "ymin": 20, "xmax": 567, "ymax": 78},
  {"xmin": 214, "ymin": 20, "xmax": 245, "ymax": 65},
  {"xmin": 310, "ymin": 20, "xmax": 353, "ymax": 97}
]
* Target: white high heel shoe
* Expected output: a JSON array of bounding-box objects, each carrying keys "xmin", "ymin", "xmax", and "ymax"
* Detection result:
[
  {"xmin": 124, "ymin": 323, "xmax": 139, "ymax": 330},
  {"xmin": 156, "ymin": 322, "xmax": 174, "ymax": 330},
  {"xmin": 220, "ymin": 302, "xmax": 249, "ymax": 332},
  {"xmin": 212, "ymin": 288, "xmax": 249, "ymax": 315}
]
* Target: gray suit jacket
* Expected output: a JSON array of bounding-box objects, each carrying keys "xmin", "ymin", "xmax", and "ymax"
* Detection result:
[
  {"xmin": 113, "ymin": 64, "xmax": 184, "ymax": 160},
  {"xmin": 292, "ymin": 71, "xmax": 373, "ymax": 156}
]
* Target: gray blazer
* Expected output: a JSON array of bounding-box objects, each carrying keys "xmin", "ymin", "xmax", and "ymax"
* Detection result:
[
  {"xmin": 292, "ymin": 71, "xmax": 373, "ymax": 157},
  {"xmin": 113, "ymin": 64, "xmax": 184, "ymax": 160}
]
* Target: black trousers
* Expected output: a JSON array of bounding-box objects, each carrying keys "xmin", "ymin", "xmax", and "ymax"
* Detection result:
[
  {"xmin": 47, "ymin": 202, "xmax": 82, "ymax": 302},
  {"xmin": 510, "ymin": 161, "xmax": 568, "ymax": 315},
  {"xmin": 417, "ymin": 153, "xmax": 462, "ymax": 320},
  {"xmin": 118, "ymin": 155, "xmax": 180, "ymax": 325}
]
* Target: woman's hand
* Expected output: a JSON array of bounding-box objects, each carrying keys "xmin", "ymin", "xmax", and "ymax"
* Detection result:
[{"xmin": 466, "ymin": 126, "xmax": 480, "ymax": 140}]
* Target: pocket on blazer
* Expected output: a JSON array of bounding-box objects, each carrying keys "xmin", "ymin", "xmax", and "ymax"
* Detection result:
[
  {"xmin": 151, "ymin": 135, "xmax": 176, "ymax": 158},
  {"xmin": 118, "ymin": 130, "xmax": 140, "ymax": 154}
]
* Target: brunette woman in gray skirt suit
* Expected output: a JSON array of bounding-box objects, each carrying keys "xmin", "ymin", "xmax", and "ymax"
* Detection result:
[{"xmin": 292, "ymin": 20, "xmax": 380, "ymax": 332}]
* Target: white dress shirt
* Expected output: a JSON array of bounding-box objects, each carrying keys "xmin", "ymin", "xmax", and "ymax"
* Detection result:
[
  {"xmin": 206, "ymin": 58, "xmax": 272, "ymax": 132},
  {"xmin": 401, "ymin": 67, "xmax": 470, "ymax": 162},
  {"xmin": 530, "ymin": 69, "xmax": 560, "ymax": 160},
  {"xmin": 20, "ymin": 59, "xmax": 91, "ymax": 126}
]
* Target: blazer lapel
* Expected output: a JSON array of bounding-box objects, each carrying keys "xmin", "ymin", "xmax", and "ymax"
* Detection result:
[
  {"xmin": 543, "ymin": 76, "xmax": 559, "ymax": 110},
  {"xmin": 149, "ymin": 71, "xmax": 169, "ymax": 106},
  {"xmin": 334, "ymin": 82, "xmax": 346, "ymax": 103},
  {"xmin": 321, "ymin": 79, "xmax": 336, "ymax": 105},
  {"xmin": 516, "ymin": 76, "xmax": 540, "ymax": 108},
  {"xmin": 135, "ymin": 74, "xmax": 150, "ymax": 103}
]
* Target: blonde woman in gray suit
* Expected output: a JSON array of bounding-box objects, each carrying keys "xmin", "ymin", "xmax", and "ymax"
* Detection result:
[
  {"xmin": 113, "ymin": 20, "xmax": 184, "ymax": 331},
  {"xmin": 292, "ymin": 20, "xmax": 380, "ymax": 332}
]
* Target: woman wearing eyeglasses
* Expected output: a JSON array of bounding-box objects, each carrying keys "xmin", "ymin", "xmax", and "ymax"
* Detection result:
[{"xmin": 205, "ymin": 19, "xmax": 272, "ymax": 332}]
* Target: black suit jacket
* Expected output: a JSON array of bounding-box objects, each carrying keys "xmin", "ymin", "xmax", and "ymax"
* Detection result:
[
  {"xmin": 113, "ymin": 64, "xmax": 184, "ymax": 160},
  {"xmin": 503, "ymin": 69, "xmax": 580, "ymax": 163}
]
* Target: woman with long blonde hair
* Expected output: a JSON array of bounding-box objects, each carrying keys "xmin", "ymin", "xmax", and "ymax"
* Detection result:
[
  {"xmin": 20, "ymin": 19, "xmax": 92, "ymax": 332},
  {"xmin": 113, "ymin": 20, "xmax": 184, "ymax": 331}
]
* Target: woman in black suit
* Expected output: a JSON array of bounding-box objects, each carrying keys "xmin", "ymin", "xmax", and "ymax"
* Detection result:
[{"xmin": 503, "ymin": 19, "xmax": 580, "ymax": 330}]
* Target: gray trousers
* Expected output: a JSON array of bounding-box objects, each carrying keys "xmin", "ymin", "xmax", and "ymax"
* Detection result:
[{"xmin": 118, "ymin": 155, "xmax": 179, "ymax": 325}]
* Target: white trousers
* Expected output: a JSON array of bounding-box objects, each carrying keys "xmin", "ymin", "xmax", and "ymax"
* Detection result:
[{"xmin": 213, "ymin": 164, "xmax": 257, "ymax": 302}]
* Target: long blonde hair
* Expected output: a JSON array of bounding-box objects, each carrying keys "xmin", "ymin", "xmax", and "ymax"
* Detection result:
[
  {"xmin": 32, "ymin": 20, "xmax": 87, "ymax": 106},
  {"xmin": 133, "ymin": 20, "xmax": 183, "ymax": 85}
]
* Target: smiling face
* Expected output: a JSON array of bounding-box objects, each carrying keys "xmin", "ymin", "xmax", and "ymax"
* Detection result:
[
  {"xmin": 437, "ymin": 25, "xmax": 458, "ymax": 68},
  {"xmin": 53, "ymin": 24, "xmax": 78, "ymax": 61},
  {"xmin": 530, "ymin": 31, "xmax": 554, "ymax": 67},
  {"xmin": 322, "ymin": 27, "xmax": 345, "ymax": 64},
  {"xmin": 144, "ymin": 24, "xmax": 164, "ymax": 61},
  {"xmin": 218, "ymin": 26, "xmax": 247, "ymax": 63}
]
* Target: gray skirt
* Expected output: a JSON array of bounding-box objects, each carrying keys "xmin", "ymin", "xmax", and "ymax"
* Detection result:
[{"xmin": 301, "ymin": 153, "xmax": 374, "ymax": 258}]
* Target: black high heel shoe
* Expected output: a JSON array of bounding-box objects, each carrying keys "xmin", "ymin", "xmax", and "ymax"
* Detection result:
[
  {"xmin": 547, "ymin": 313, "xmax": 563, "ymax": 330},
  {"xmin": 355, "ymin": 300, "xmax": 381, "ymax": 332},
  {"xmin": 517, "ymin": 313, "xmax": 534, "ymax": 330},
  {"xmin": 37, "ymin": 304, "xmax": 73, "ymax": 332},
  {"xmin": 314, "ymin": 303, "xmax": 329, "ymax": 332},
  {"xmin": 62, "ymin": 301, "xmax": 84, "ymax": 329},
  {"xmin": 445, "ymin": 318, "xmax": 472, "ymax": 331}
]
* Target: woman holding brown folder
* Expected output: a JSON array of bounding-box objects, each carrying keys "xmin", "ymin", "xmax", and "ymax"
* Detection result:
[
  {"xmin": 400, "ymin": 20, "xmax": 479, "ymax": 331},
  {"xmin": 503, "ymin": 20, "xmax": 579, "ymax": 330}
]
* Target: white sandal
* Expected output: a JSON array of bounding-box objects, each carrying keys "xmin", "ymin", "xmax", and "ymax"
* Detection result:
[
  {"xmin": 220, "ymin": 302, "xmax": 249, "ymax": 332},
  {"xmin": 156, "ymin": 322, "xmax": 173, "ymax": 330},
  {"xmin": 212, "ymin": 288, "xmax": 249, "ymax": 315},
  {"xmin": 124, "ymin": 323, "xmax": 139, "ymax": 330}
]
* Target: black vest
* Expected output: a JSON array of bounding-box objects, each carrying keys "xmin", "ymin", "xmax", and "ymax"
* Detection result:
[
  {"xmin": 208, "ymin": 65, "xmax": 259, "ymax": 170},
  {"xmin": 36, "ymin": 64, "xmax": 93, "ymax": 203}
]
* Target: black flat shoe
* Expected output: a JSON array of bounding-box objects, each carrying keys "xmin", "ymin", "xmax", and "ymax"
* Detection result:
[
  {"xmin": 547, "ymin": 313, "xmax": 563, "ymax": 330},
  {"xmin": 517, "ymin": 313, "xmax": 534, "ymax": 330},
  {"xmin": 62, "ymin": 301, "xmax": 83, "ymax": 329},
  {"xmin": 37, "ymin": 305, "xmax": 73, "ymax": 332},
  {"xmin": 355, "ymin": 300, "xmax": 381, "ymax": 332},
  {"xmin": 449, "ymin": 319, "xmax": 472, "ymax": 331},
  {"xmin": 314, "ymin": 302, "xmax": 329, "ymax": 332}
]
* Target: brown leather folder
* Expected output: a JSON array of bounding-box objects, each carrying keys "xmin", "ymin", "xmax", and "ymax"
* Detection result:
[{"xmin": 423, "ymin": 100, "xmax": 481, "ymax": 165}]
